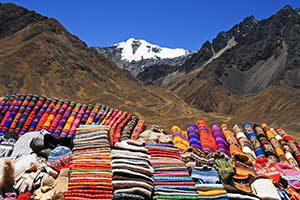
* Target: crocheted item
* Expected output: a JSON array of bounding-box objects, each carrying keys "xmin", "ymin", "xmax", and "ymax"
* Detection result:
[
  {"xmin": 215, "ymin": 158, "xmax": 234, "ymax": 184},
  {"xmin": 231, "ymin": 153, "xmax": 256, "ymax": 193},
  {"xmin": 47, "ymin": 146, "xmax": 72, "ymax": 163},
  {"xmin": 276, "ymin": 162, "xmax": 300, "ymax": 189}
]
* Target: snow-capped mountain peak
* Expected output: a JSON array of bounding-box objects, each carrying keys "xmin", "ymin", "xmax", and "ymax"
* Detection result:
[{"xmin": 113, "ymin": 38, "xmax": 190, "ymax": 62}]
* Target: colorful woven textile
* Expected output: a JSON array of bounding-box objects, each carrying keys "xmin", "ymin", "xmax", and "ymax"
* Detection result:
[
  {"xmin": 233, "ymin": 125, "xmax": 256, "ymax": 160},
  {"xmin": 243, "ymin": 123, "xmax": 265, "ymax": 158},
  {"xmin": 221, "ymin": 124, "xmax": 242, "ymax": 156},
  {"xmin": 0, "ymin": 95, "xmax": 25, "ymax": 134},
  {"xmin": 146, "ymin": 143, "xmax": 199, "ymax": 200},
  {"xmin": 211, "ymin": 123, "xmax": 230, "ymax": 156},
  {"xmin": 275, "ymin": 128, "xmax": 300, "ymax": 166},
  {"xmin": 69, "ymin": 104, "xmax": 87, "ymax": 136},
  {"xmin": 197, "ymin": 120, "xmax": 217, "ymax": 153},
  {"xmin": 116, "ymin": 113, "xmax": 132, "ymax": 141},
  {"xmin": 171, "ymin": 126, "xmax": 190, "ymax": 153},
  {"xmin": 119, "ymin": 116, "xmax": 138, "ymax": 142},
  {"xmin": 53, "ymin": 102, "xmax": 76, "ymax": 136},
  {"xmin": 9, "ymin": 95, "xmax": 33, "ymax": 134},
  {"xmin": 276, "ymin": 162, "xmax": 300, "ymax": 190},
  {"xmin": 187, "ymin": 124, "xmax": 201, "ymax": 149},
  {"xmin": 109, "ymin": 111, "xmax": 127, "ymax": 147},
  {"xmin": 130, "ymin": 120, "xmax": 145, "ymax": 141},
  {"xmin": 253, "ymin": 157, "xmax": 281, "ymax": 183},
  {"xmin": 112, "ymin": 140, "xmax": 153, "ymax": 200},
  {"xmin": 262, "ymin": 123, "xmax": 286, "ymax": 162},
  {"xmin": 253, "ymin": 124, "xmax": 278, "ymax": 163},
  {"xmin": 13, "ymin": 95, "xmax": 38, "ymax": 134},
  {"xmin": 0, "ymin": 94, "xmax": 139, "ymax": 139},
  {"xmin": 20, "ymin": 97, "xmax": 45, "ymax": 135},
  {"xmin": 48, "ymin": 100, "xmax": 70, "ymax": 135},
  {"xmin": 270, "ymin": 128, "xmax": 299, "ymax": 168},
  {"xmin": 64, "ymin": 126, "xmax": 113, "ymax": 200}
]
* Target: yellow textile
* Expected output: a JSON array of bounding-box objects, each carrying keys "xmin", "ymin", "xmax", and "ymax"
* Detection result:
[
  {"xmin": 172, "ymin": 126, "xmax": 190, "ymax": 152},
  {"xmin": 171, "ymin": 125, "xmax": 181, "ymax": 132},
  {"xmin": 198, "ymin": 189, "xmax": 227, "ymax": 196},
  {"xmin": 262, "ymin": 123, "xmax": 275, "ymax": 139},
  {"xmin": 43, "ymin": 114, "xmax": 55, "ymax": 127},
  {"xmin": 174, "ymin": 142, "xmax": 189, "ymax": 151},
  {"xmin": 63, "ymin": 115, "xmax": 75, "ymax": 130},
  {"xmin": 275, "ymin": 147, "xmax": 285, "ymax": 157},
  {"xmin": 173, "ymin": 135, "xmax": 190, "ymax": 146}
]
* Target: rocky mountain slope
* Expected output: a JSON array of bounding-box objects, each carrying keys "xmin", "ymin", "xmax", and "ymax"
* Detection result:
[
  {"xmin": 137, "ymin": 16, "xmax": 258, "ymax": 86},
  {"xmin": 95, "ymin": 38, "xmax": 191, "ymax": 76},
  {"xmin": 145, "ymin": 6, "xmax": 300, "ymax": 131},
  {"xmin": 0, "ymin": 3, "xmax": 206, "ymax": 129}
]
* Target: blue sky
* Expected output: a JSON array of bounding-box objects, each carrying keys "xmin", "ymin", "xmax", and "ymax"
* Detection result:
[{"xmin": 1, "ymin": 0, "xmax": 299, "ymax": 50}]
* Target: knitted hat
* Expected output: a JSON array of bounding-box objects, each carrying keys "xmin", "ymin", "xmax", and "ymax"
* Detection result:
[{"xmin": 47, "ymin": 146, "xmax": 72, "ymax": 163}]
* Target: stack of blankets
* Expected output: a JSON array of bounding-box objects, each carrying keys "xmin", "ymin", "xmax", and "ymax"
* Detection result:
[
  {"xmin": 171, "ymin": 120, "xmax": 300, "ymax": 200},
  {"xmin": 111, "ymin": 140, "xmax": 153, "ymax": 200},
  {"xmin": 145, "ymin": 143, "xmax": 199, "ymax": 200},
  {"xmin": 64, "ymin": 126, "xmax": 113, "ymax": 200}
]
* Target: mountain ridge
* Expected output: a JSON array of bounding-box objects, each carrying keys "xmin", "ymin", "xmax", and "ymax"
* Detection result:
[{"xmin": 95, "ymin": 38, "xmax": 192, "ymax": 76}]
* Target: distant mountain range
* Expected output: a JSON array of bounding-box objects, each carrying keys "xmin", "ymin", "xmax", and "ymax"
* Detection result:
[
  {"xmin": 94, "ymin": 38, "xmax": 191, "ymax": 76},
  {"xmin": 96, "ymin": 16, "xmax": 258, "ymax": 78},
  {"xmin": 0, "ymin": 2, "xmax": 299, "ymax": 132}
]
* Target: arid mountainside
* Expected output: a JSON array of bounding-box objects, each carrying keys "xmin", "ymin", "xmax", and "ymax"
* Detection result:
[
  {"xmin": 0, "ymin": 3, "xmax": 205, "ymax": 129},
  {"xmin": 138, "ymin": 6, "xmax": 300, "ymax": 132}
]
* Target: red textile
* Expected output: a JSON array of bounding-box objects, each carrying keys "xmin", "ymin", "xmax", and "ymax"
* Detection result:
[
  {"xmin": 253, "ymin": 157, "xmax": 281, "ymax": 183},
  {"xmin": 17, "ymin": 192, "xmax": 31, "ymax": 200}
]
